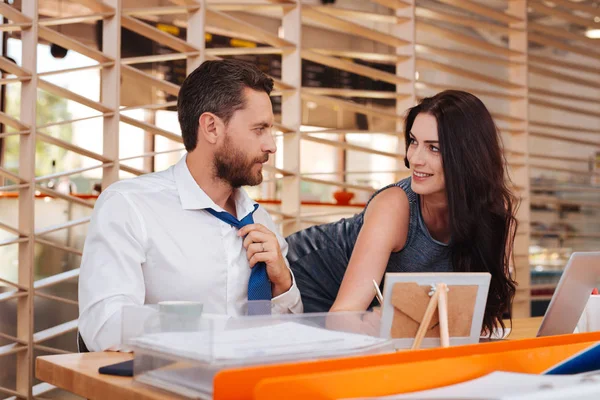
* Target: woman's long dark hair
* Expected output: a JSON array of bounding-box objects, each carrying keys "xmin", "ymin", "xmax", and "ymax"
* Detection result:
[{"xmin": 404, "ymin": 90, "xmax": 518, "ymax": 336}]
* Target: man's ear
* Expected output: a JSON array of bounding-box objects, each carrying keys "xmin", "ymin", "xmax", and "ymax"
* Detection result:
[{"xmin": 198, "ymin": 112, "xmax": 224, "ymax": 145}]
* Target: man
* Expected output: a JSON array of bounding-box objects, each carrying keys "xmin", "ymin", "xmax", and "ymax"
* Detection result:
[{"xmin": 78, "ymin": 59, "xmax": 303, "ymax": 352}]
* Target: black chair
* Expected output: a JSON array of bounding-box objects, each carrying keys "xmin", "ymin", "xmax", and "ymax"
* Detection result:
[{"xmin": 77, "ymin": 331, "xmax": 90, "ymax": 353}]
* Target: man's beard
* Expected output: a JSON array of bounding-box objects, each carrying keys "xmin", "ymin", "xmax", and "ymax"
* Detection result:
[{"xmin": 213, "ymin": 135, "xmax": 268, "ymax": 188}]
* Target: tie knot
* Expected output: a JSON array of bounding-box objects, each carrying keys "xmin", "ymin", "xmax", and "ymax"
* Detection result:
[{"xmin": 205, "ymin": 204, "xmax": 259, "ymax": 229}]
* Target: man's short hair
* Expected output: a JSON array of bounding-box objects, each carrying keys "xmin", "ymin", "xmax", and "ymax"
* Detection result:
[{"xmin": 177, "ymin": 59, "xmax": 274, "ymax": 152}]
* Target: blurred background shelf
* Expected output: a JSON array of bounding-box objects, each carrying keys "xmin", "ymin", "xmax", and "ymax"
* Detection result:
[{"xmin": 529, "ymin": 174, "xmax": 600, "ymax": 316}]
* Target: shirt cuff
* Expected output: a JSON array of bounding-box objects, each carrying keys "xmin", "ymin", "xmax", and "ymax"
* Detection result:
[{"xmin": 271, "ymin": 267, "xmax": 303, "ymax": 314}]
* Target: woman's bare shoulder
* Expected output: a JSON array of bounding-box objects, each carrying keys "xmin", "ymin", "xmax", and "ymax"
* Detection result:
[{"xmin": 366, "ymin": 186, "xmax": 410, "ymax": 216}]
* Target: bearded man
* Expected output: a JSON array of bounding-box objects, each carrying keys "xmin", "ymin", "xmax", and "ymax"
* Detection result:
[{"xmin": 78, "ymin": 59, "xmax": 303, "ymax": 352}]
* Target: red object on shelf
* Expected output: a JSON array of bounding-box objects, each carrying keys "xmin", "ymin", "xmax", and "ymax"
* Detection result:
[
  {"xmin": 333, "ymin": 190, "xmax": 355, "ymax": 205},
  {"xmin": 592, "ymin": 288, "xmax": 598, "ymax": 295}
]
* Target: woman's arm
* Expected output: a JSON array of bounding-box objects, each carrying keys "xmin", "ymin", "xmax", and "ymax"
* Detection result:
[{"xmin": 330, "ymin": 187, "xmax": 411, "ymax": 312}]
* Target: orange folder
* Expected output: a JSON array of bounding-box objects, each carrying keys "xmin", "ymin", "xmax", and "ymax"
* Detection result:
[{"xmin": 213, "ymin": 330, "xmax": 600, "ymax": 400}]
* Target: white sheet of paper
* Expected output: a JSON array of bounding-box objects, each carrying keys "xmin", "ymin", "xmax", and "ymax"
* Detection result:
[
  {"xmin": 130, "ymin": 321, "xmax": 390, "ymax": 365},
  {"xmin": 480, "ymin": 327, "xmax": 511, "ymax": 340},
  {"xmin": 344, "ymin": 371, "xmax": 600, "ymax": 400}
]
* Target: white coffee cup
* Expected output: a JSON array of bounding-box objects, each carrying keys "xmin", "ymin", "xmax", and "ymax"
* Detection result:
[
  {"xmin": 158, "ymin": 301, "xmax": 204, "ymax": 332},
  {"xmin": 575, "ymin": 295, "xmax": 600, "ymax": 333},
  {"xmin": 158, "ymin": 300, "xmax": 204, "ymax": 316}
]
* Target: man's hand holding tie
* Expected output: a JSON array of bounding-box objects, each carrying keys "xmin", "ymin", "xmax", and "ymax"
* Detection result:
[{"xmin": 238, "ymin": 224, "xmax": 293, "ymax": 297}]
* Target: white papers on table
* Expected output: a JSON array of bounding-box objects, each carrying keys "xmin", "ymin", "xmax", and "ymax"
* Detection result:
[
  {"xmin": 129, "ymin": 321, "xmax": 391, "ymax": 365},
  {"xmin": 344, "ymin": 371, "xmax": 600, "ymax": 400},
  {"xmin": 480, "ymin": 327, "xmax": 511, "ymax": 340}
]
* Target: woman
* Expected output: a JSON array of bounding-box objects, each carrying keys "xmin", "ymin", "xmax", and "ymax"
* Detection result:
[{"xmin": 286, "ymin": 90, "xmax": 517, "ymax": 336}]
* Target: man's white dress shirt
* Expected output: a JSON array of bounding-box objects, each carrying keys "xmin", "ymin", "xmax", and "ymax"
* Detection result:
[{"xmin": 78, "ymin": 155, "xmax": 303, "ymax": 351}]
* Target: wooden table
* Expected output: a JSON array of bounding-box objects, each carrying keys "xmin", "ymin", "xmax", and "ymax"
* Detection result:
[
  {"xmin": 505, "ymin": 316, "xmax": 543, "ymax": 340},
  {"xmin": 36, "ymin": 352, "xmax": 186, "ymax": 400},
  {"xmin": 36, "ymin": 317, "xmax": 544, "ymax": 400}
]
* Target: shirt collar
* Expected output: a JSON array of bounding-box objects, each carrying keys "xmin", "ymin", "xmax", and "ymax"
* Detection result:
[{"xmin": 174, "ymin": 154, "xmax": 257, "ymax": 217}]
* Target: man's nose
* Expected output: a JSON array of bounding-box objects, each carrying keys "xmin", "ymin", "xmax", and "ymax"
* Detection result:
[{"xmin": 263, "ymin": 132, "xmax": 277, "ymax": 154}]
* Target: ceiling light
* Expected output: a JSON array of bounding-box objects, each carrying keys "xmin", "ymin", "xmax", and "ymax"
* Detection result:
[{"xmin": 586, "ymin": 29, "xmax": 600, "ymax": 38}]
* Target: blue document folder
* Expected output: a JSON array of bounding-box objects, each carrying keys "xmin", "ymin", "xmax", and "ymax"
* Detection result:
[{"xmin": 544, "ymin": 342, "xmax": 600, "ymax": 375}]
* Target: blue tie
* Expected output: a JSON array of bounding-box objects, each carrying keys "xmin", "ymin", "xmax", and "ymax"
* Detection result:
[{"xmin": 204, "ymin": 204, "xmax": 273, "ymax": 304}]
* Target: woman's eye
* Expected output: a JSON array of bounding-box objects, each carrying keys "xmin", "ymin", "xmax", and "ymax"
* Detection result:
[
  {"xmin": 430, "ymin": 145, "xmax": 440, "ymax": 152},
  {"xmin": 409, "ymin": 138, "xmax": 417, "ymax": 145}
]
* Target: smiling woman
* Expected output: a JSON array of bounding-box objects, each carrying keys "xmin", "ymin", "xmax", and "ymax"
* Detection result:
[
  {"xmin": 406, "ymin": 113, "xmax": 444, "ymax": 207},
  {"xmin": 286, "ymin": 90, "xmax": 518, "ymax": 338}
]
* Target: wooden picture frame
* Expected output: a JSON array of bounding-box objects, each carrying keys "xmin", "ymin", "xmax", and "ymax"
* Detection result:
[{"xmin": 379, "ymin": 272, "xmax": 491, "ymax": 348}]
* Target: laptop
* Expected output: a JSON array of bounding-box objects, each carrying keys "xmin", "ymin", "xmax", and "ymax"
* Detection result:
[{"xmin": 537, "ymin": 252, "xmax": 600, "ymax": 337}]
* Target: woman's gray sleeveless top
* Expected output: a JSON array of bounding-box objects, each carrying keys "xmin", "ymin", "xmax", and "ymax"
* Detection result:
[{"xmin": 285, "ymin": 177, "xmax": 452, "ymax": 312}]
